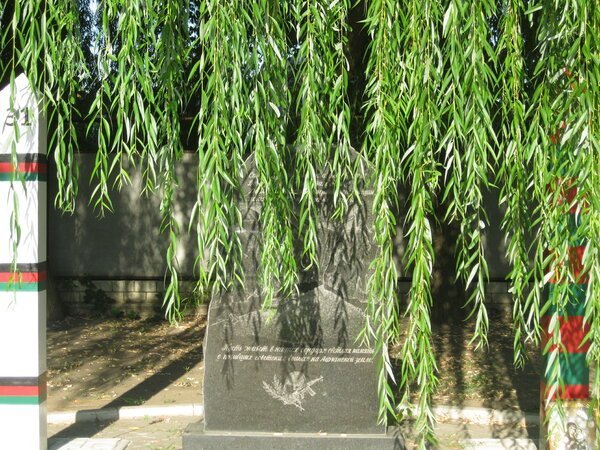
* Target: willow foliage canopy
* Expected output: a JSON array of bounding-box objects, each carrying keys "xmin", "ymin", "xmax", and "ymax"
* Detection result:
[{"xmin": 1, "ymin": 0, "xmax": 599, "ymax": 445}]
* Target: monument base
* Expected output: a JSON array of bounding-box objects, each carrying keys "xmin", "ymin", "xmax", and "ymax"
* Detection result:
[{"xmin": 183, "ymin": 422, "xmax": 405, "ymax": 449}]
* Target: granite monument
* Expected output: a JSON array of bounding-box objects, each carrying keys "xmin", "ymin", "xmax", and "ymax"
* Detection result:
[{"xmin": 184, "ymin": 155, "xmax": 404, "ymax": 448}]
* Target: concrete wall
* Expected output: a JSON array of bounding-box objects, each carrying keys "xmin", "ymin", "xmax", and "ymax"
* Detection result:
[
  {"xmin": 47, "ymin": 153, "xmax": 512, "ymax": 317},
  {"xmin": 48, "ymin": 153, "xmax": 199, "ymax": 278},
  {"xmin": 47, "ymin": 153, "xmax": 200, "ymax": 317}
]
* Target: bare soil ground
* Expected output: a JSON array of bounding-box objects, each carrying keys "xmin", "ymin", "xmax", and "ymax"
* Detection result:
[
  {"xmin": 430, "ymin": 307, "xmax": 542, "ymax": 412},
  {"xmin": 47, "ymin": 315, "xmax": 206, "ymax": 412},
  {"xmin": 47, "ymin": 307, "xmax": 541, "ymax": 414}
]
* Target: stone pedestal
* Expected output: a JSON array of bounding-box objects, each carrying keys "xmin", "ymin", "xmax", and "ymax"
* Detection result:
[
  {"xmin": 0, "ymin": 75, "xmax": 47, "ymax": 449},
  {"xmin": 184, "ymin": 422, "xmax": 405, "ymax": 449}
]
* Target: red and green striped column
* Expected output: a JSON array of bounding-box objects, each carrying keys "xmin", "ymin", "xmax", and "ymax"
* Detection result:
[
  {"xmin": 0, "ymin": 74, "xmax": 48, "ymax": 449},
  {"xmin": 541, "ymin": 183, "xmax": 595, "ymax": 448}
]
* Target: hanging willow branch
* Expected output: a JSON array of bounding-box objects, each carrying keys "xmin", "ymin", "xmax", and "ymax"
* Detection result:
[
  {"xmin": 154, "ymin": 0, "xmax": 188, "ymax": 321},
  {"xmin": 323, "ymin": 0, "xmax": 354, "ymax": 220},
  {"xmin": 580, "ymin": 0, "xmax": 600, "ymax": 413},
  {"xmin": 190, "ymin": 0, "xmax": 247, "ymax": 297},
  {"xmin": 441, "ymin": 0, "xmax": 497, "ymax": 349},
  {"xmin": 2, "ymin": 0, "xmax": 600, "ymax": 445},
  {"xmin": 250, "ymin": 0, "xmax": 298, "ymax": 309},
  {"xmin": 397, "ymin": 0, "xmax": 442, "ymax": 445},
  {"xmin": 527, "ymin": 0, "xmax": 598, "ymax": 424},
  {"xmin": 108, "ymin": 0, "xmax": 156, "ymax": 190},
  {"xmin": 87, "ymin": 0, "xmax": 115, "ymax": 214},
  {"xmin": 497, "ymin": 0, "xmax": 530, "ymax": 367},
  {"xmin": 361, "ymin": 0, "xmax": 403, "ymax": 425},
  {"xmin": 292, "ymin": 0, "xmax": 328, "ymax": 269},
  {"xmin": 46, "ymin": 0, "xmax": 87, "ymax": 213},
  {"xmin": 291, "ymin": 0, "xmax": 354, "ymax": 267}
]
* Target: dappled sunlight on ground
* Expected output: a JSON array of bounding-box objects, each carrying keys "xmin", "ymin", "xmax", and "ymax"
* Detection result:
[{"xmin": 47, "ymin": 315, "xmax": 206, "ymax": 411}]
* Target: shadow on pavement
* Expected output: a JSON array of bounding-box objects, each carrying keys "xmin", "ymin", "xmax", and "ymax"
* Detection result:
[{"xmin": 50, "ymin": 341, "xmax": 204, "ymax": 440}]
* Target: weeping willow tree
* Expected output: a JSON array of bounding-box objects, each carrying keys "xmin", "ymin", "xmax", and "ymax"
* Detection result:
[{"xmin": 1, "ymin": 0, "xmax": 599, "ymax": 446}]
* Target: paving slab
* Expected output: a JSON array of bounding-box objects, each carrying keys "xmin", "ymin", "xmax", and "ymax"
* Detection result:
[
  {"xmin": 431, "ymin": 421, "xmax": 539, "ymax": 449},
  {"xmin": 48, "ymin": 416, "xmax": 196, "ymax": 450},
  {"xmin": 48, "ymin": 438, "xmax": 129, "ymax": 450},
  {"xmin": 460, "ymin": 437, "xmax": 538, "ymax": 449}
]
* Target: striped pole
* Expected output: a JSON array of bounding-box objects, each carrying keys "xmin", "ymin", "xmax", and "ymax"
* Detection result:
[
  {"xmin": 541, "ymin": 161, "xmax": 595, "ymax": 445},
  {"xmin": 0, "ymin": 75, "xmax": 47, "ymax": 449}
]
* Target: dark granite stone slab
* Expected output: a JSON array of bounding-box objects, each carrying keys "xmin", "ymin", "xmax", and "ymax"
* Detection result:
[
  {"xmin": 203, "ymin": 286, "xmax": 381, "ymax": 434},
  {"xmin": 199, "ymin": 154, "xmax": 382, "ymax": 437},
  {"xmin": 317, "ymin": 188, "xmax": 376, "ymax": 302}
]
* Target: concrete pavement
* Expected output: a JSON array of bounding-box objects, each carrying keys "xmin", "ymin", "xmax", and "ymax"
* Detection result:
[{"xmin": 48, "ymin": 404, "xmax": 540, "ymax": 449}]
